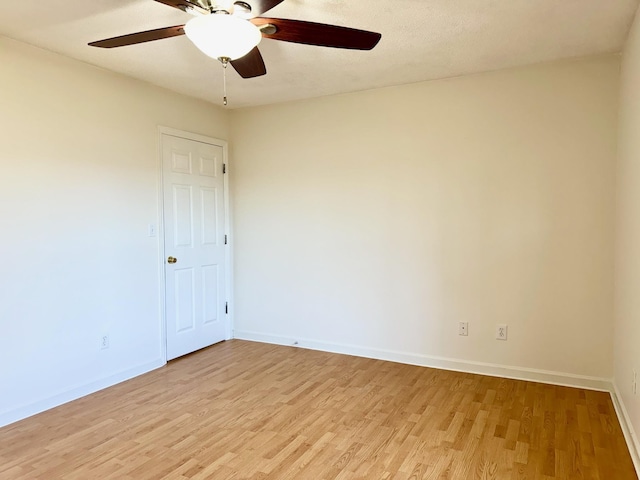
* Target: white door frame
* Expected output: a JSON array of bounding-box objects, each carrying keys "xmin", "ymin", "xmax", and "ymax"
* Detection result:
[{"xmin": 157, "ymin": 126, "xmax": 233, "ymax": 363}]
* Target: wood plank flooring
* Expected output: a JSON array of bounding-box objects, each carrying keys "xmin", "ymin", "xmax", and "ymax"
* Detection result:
[{"xmin": 0, "ymin": 340, "xmax": 636, "ymax": 479}]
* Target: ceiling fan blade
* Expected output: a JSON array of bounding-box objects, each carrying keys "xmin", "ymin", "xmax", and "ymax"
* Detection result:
[
  {"xmin": 230, "ymin": 47, "xmax": 267, "ymax": 78},
  {"xmin": 252, "ymin": 18, "xmax": 381, "ymax": 50},
  {"xmin": 247, "ymin": 0, "xmax": 285, "ymax": 16},
  {"xmin": 89, "ymin": 25, "xmax": 186, "ymax": 48},
  {"xmin": 153, "ymin": 0, "xmax": 202, "ymax": 13}
]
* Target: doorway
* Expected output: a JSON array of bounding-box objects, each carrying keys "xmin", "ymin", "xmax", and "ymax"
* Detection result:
[{"xmin": 160, "ymin": 129, "xmax": 230, "ymax": 360}]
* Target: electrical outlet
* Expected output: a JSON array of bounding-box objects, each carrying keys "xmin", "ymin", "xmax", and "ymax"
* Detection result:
[
  {"xmin": 458, "ymin": 322, "xmax": 469, "ymax": 336},
  {"xmin": 496, "ymin": 324, "xmax": 508, "ymax": 340},
  {"xmin": 101, "ymin": 335, "xmax": 109, "ymax": 350}
]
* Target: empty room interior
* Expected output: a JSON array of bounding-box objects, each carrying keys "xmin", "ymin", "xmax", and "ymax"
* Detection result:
[{"xmin": 3, "ymin": 0, "xmax": 640, "ymax": 478}]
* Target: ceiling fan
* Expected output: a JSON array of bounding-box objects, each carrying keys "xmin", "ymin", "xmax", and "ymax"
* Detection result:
[{"xmin": 89, "ymin": 0, "xmax": 382, "ymax": 81}]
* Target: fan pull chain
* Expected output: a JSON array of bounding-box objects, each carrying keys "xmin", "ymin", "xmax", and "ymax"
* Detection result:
[{"xmin": 221, "ymin": 57, "xmax": 229, "ymax": 106}]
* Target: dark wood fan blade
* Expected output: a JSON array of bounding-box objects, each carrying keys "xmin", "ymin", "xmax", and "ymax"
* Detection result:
[
  {"xmin": 230, "ymin": 47, "xmax": 267, "ymax": 78},
  {"xmin": 153, "ymin": 0, "xmax": 202, "ymax": 13},
  {"xmin": 252, "ymin": 18, "xmax": 381, "ymax": 50},
  {"xmin": 89, "ymin": 25, "xmax": 186, "ymax": 48},
  {"xmin": 247, "ymin": 0, "xmax": 285, "ymax": 16}
]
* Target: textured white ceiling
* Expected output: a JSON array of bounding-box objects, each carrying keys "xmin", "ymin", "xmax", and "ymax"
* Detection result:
[{"xmin": 0, "ymin": 0, "xmax": 637, "ymax": 108}]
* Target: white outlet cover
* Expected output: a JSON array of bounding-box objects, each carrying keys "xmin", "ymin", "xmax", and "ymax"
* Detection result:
[
  {"xmin": 496, "ymin": 324, "xmax": 508, "ymax": 340},
  {"xmin": 458, "ymin": 322, "xmax": 469, "ymax": 336}
]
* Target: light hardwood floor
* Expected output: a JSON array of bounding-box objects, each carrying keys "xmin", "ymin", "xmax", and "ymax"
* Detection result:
[{"xmin": 0, "ymin": 340, "xmax": 636, "ymax": 479}]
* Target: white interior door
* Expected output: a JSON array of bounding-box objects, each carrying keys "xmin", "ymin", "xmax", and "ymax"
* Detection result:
[{"xmin": 162, "ymin": 133, "xmax": 228, "ymax": 361}]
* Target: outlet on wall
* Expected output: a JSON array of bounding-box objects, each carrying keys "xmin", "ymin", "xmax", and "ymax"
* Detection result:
[
  {"xmin": 496, "ymin": 324, "xmax": 508, "ymax": 340},
  {"xmin": 101, "ymin": 335, "xmax": 109, "ymax": 350},
  {"xmin": 458, "ymin": 322, "xmax": 469, "ymax": 336}
]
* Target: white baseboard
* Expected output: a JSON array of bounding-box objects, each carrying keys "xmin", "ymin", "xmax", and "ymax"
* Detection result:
[
  {"xmin": 611, "ymin": 382, "xmax": 640, "ymax": 474},
  {"xmin": 234, "ymin": 330, "xmax": 612, "ymax": 391},
  {"xmin": 0, "ymin": 358, "xmax": 166, "ymax": 428}
]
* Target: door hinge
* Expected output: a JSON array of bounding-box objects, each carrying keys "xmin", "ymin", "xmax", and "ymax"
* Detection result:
[
  {"xmin": 224, "ymin": 234, "xmax": 228, "ymax": 245},
  {"xmin": 225, "ymin": 302, "xmax": 228, "ymax": 314},
  {"xmin": 223, "ymin": 164, "xmax": 226, "ymax": 174}
]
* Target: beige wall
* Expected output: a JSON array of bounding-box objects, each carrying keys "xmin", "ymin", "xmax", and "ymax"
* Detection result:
[
  {"xmin": 0, "ymin": 36, "xmax": 228, "ymax": 425},
  {"xmin": 615, "ymin": 5, "xmax": 640, "ymax": 461},
  {"xmin": 230, "ymin": 56, "xmax": 619, "ymax": 379},
  {"xmin": 0, "ymin": 32, "xmax": 624, "ymax": 428}
]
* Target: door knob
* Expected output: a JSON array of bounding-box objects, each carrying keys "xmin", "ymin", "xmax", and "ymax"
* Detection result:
[{"xmin": 167, "ymin": 256, "xmax": 177, "ymax": 264}]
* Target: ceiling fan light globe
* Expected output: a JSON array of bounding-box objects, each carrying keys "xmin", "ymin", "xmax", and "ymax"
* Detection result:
[{"xmin": 185, "ymin": 14, "xmax": 262, "ymax": 61}]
